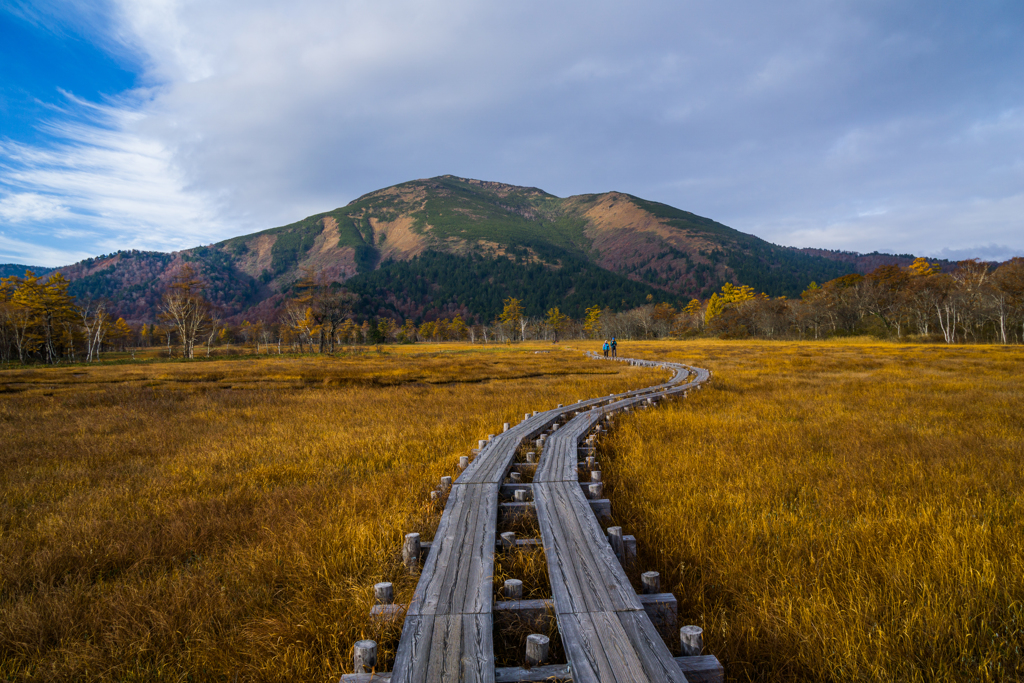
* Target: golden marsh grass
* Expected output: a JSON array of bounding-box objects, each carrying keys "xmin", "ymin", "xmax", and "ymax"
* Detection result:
[
  {"xmin": 0, "ymin": 344, "xmax": 664, "ymax": 681},
  {"xmin": 602, "ymin": 340, "xmax": 1024, "ymax": 682}
]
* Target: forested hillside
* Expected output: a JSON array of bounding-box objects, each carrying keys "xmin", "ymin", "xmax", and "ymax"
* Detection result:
[{"xmin": 38, "ymin": 175, "xmax": 864, "ymax": 323}]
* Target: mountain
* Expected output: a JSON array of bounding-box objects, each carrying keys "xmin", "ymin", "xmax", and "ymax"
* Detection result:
[
  {"xmin": 53, "ymin": 175, "xmax": 861, "ymax": 323},
  {"xmin": 796, "ymin": 249, "xmax": 958, "ymax": 273},
  {"xmin": 1, "ymin": 263, "xmax": 54, "ymax": 279}
]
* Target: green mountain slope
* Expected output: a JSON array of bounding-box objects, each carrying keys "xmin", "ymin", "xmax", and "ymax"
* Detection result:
[{"xmin": 49, "ymin": 175, "xmax": 857, "ymax": 322}]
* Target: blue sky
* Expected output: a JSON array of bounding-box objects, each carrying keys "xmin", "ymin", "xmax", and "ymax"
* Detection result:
[{"xmin": 1, "ymin": 0, "xmax": 1023, "ymax": 268}]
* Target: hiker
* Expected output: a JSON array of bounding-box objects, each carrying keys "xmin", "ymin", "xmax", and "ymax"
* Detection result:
[
  {"xmin": 610, "ymin": 337, "xmax": 617, "ymax": 358},
  {"xmin": 602, "ymin": 340, "xmax": 610, "ymax": 358}
]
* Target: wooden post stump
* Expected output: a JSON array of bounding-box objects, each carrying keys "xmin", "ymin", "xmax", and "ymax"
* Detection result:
[
  {"xmin": 353, "ymin": 639, "xmax": 377, "ymax": 673},
  {"xmin": 479, "ymin": 439, "xmax": 487, "ymax": 450},
  {"xmin": 503, "ymin": 422, "xmax": 510, "ymax": 432},
  {"xmin": 588, "ymin": 482, "xmax": 604, "ymax": 499},
  {"xmin": 459, "ymin": 456, "xmax": 469, "ymax": 470},
  {"xmin": 641, "ymin": 571, "xmax": 660, "ymax": 594},
  {"xmin": 526, "ymin": 452, "xmax": 536, "ymax": 463},
  {"xmin": 440, "ymin": 476, "xmax": 452, "ymax": 491},
  {"xmin": 526, "ymin": 634, "xmax": 550, "ymax": 666},
  {"xmin": 429, "ymin": 491, "xmax": 439, "ymax": 501},
  {"xmin": 501, "ymin": 531, "xmax": 516, "ymax": 551},
  {"xmin": 608, "ymin": 526, "xmax": 624, "ymax": 559},
  {"xmin": 510, "ymin": 472, "xmax": 522, "ymax": 483},
  {"xmin": 402, "ymin": 533, "xmax": 420, "ymax": 572},
  {"xmin": 680, "ymin": 625, "xmax": 704, "ymax": 656},
  {"xmin": 374, "ymin": 582, "xmax": 394, "ymax": 604},
  {"xmin": 590, "ymin": 470, "xmax": 602, "ymax": 482},
  {"xmin": 504, "ymin": 578, "xmax": 523, "ymax": 600},
  {"xmin": 514, "ymin": 489, "xmax": 529, "ymax": 503}
]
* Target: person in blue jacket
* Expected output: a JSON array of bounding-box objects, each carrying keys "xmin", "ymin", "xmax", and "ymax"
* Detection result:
[
  {"xmin": 602, "ymin": 340, "xmax": 610, "ymax": 358},
  {"xmin": 610, "ymin": 337, "xmax": 618, "ymax": 358}
]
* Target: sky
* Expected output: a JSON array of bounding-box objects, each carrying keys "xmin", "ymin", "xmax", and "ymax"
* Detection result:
[{"xmin": 1, "ymin": 0, "xmax": 1022, "ymax": 268}]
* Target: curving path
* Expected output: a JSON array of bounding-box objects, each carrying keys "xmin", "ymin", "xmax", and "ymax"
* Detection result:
[{"xmin": 352, "ymin": 353, "xmax": 713, "ymax": 683}]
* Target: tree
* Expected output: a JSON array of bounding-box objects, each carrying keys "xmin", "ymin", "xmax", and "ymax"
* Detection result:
[
  {"xmin": 292, "ymin": 271, "xmax": 356, "ymax": 353},
  {"xmin": 545, "ymin": 307, "xmax": 569, "ymax": 342},
  {"xmin": 159, "ymin": 265, "xmax": 211, "ymax": 359},
  {"xmin": 500, "ymin": 297, "xmax": 525, "ymax": 341},
  {"xmin": 583, "ymin": 305, "xmax": 602, "ymax": 338},
  {"xmin": 11, "ymin": 272, "xmax": 78, "ymax": 363},
  {"xmin": 79, "ymin": 301, "xmax": 109, "ymax": 362},
  {"xmin": 993, "ymin": 258, "xmax": 1024, "ymax": 343}
]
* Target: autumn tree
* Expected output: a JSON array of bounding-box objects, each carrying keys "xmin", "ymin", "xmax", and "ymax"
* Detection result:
[
  {"xmin": 545, "ymin": 307, "xmax": 569, "ymax": 342},
  {"xmin": 11, "ymin": 272, "xmax": 78, "ymax": 363},
  {"xmin": 583, "ymin": 305, "xmax": 602, "ymax": 339},
  {"xmin": 159, "ymin": 265, "xmax": 212, "ymax": 359},
  {"xmin": 292, "ymin": 271, "xmax": 355, "ymax": 353},
  {"xmin": 499, "ymin": 297, "xmax": 525, "ymax": 341}
]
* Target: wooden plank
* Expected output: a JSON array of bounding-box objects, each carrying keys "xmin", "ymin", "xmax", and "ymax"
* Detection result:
[
  {"xmin": 615, "ymin": 610, "xmax": 689, "ymax": 682},
  {"xmin": 675, "ymin": 656, "xmax": 724, "ymax": 683},
  {"xmin": 407, "ymin": 484, "xmax": 472, "ymax": 615},
  {"xmin": 558, "ymin": 610, "xmax": 651, "ymax": 683},
  {"xmin": 493, "ymin": 663, "xmax": 573, "ymax": 682},
  {"xmin": 547, "ymin": 481, "xmax": 641, "ymax": 613},
  {"xmin": 390, "ymin": 613, "xmax": 495, "ymax": 683},
  {"xmin": 342, "ymin": 657, "xmax": 721, "ymax": 682}
]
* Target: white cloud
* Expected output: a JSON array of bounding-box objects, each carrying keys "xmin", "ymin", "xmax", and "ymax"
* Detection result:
[
  {"xmin": 2, "ymin": 0, "xmax": 1023, "ymax": 268},
  {"xmin": 0, "ymin": 192, "xmax": 72, "ymax": 222}
]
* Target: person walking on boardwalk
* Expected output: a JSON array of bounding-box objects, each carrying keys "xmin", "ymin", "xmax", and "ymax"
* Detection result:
[
  {"xmin": 610, "ymin": 337, "xmax": 617, "ymax": 358},
  {"xmin": 602, "ymin": 340, "xmax": 610, "ymax": 358}
]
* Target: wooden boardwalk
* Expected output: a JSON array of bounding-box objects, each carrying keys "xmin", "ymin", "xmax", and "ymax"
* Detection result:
[
  {"xmin": 534, "ymin": 358, "xmax": 710, "ymax": 682},
  {"xmin": 346, "ymin": 354, "xmax": 716, "ymax": 683}
]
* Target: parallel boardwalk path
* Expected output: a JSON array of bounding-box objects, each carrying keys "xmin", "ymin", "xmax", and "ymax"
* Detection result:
[
  {"xmin": 534, "ymin": 358, "xmax": 709, "ymax": 683},
  {"xmin": 349, "ymin": 354, "xmax": 715, "ymax": 683}
]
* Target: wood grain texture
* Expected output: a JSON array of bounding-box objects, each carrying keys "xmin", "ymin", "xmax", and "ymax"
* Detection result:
[
  {"xmin": 390, "ymin": 614, "xmax": 495, "ymax": 683},
  {"xmin": 389, "ymin": 354, "xmax": 711, "ymax": 683}
]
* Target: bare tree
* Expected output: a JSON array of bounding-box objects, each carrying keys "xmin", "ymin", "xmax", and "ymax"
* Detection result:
[
  {"xmin": 79, "ymin": 300, "xmax": 108, "ymax": 362},
  {"xmin": 160, "ymin": 265, "xmax": 211, "ymax": 359}
]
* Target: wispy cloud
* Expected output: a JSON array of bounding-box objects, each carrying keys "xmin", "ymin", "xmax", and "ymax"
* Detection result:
[{"xmin": 1, "ymin": 0, "xmax": 1022, "ymax": 267}]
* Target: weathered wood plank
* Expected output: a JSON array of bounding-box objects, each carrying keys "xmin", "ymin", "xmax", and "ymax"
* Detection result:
[
  {"xmin": 390, "ymin": 613, "xmax": 495, "ymax": 683},
  {"xmin": 615, "ymin": 610, "xmax": 689, "ymax": 682}
]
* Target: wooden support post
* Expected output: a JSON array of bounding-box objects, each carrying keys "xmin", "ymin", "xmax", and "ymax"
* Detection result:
[
  {"xmin": 500, "ymin": 531, "xmax": 516, "ymax": 551},
  {"xmin": 525, "ymin": 634, "xmax": 550, "ymax": 667},
  {"xmin": 429, "ymin": 491, "xmax": 439, "ymax": 501},
  {"xmin": 586, "ymin": 456, "xmax": 596, "ymax": 470},
  {"xmin": 374, "ymin": 582, "xmax": 394, "ymax": 604},
  {"xmin": 607, "ymin": 526, "xmax": 624, "ymax": 559},
  {"xmin": 504, "ymin": 579, "xmax": 523, "ymax": 600},
  {"xmin": 681, "ymin": 625, "xmax": 704, "ymax": 656},
  {"xmin": 440, "ymin": 476, "xmax": 452, "ymax": 491},
  {"xmin": 590, "ymin": 470, "xmax": 602, "ymax": 482},
  {"xmin": 503, "ymin": 422, "xmax": 510, "ymax": 432},
  {"xmin": 514, "ymin": 489, "xmax": 530, "ymax": 503},
  {"xmin": 402, "ymin": 533, "xmax": 420, "ymax": 572},
  {"xmin": 479, "ymin": 439, "xmax": 487, "ymax": 450},
  {"xmin": 641, "ymin": 571, "xmax": 660, "ymax": 594},
  {"xmin": 526, "ymin": 452, "xmax": 536, "ymax": 463},
  {"xmin": 509, "ymin": 472, "xmax": 522, "ymax": 483},
  {"xmin": 459, "ymin": 456, "xmax": 469, "ymax": 470},
  {"xmin": 353, "ymin": 640, "xmax": 377, "ymax": 673},
  {"xmin": 588, "ymin": 482, "xmax": 604, "ymax": 499}
]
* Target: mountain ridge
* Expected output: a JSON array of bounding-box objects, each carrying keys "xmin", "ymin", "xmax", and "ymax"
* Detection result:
[{"xmin": 7, "ymin": 175, "xmax": 930, "ymax": 322}]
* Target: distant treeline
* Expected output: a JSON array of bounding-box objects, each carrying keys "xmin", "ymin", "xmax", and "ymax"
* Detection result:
[{"xmin": 3, "ymin": 257, "xmax": 1023, "ymax": 364}]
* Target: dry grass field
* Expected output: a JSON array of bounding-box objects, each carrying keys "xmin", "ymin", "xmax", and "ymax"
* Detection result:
[
  {"xmin": 3, "ymin": 340, "xmax": 1021, "ymax": 682},
  {"xmin": 601, "ymin": 339, "xmax": 1024, "ymax": 682},
  {"xmin": 0, "ymin": 344, "xmax": 665, "ymax": 682}
]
